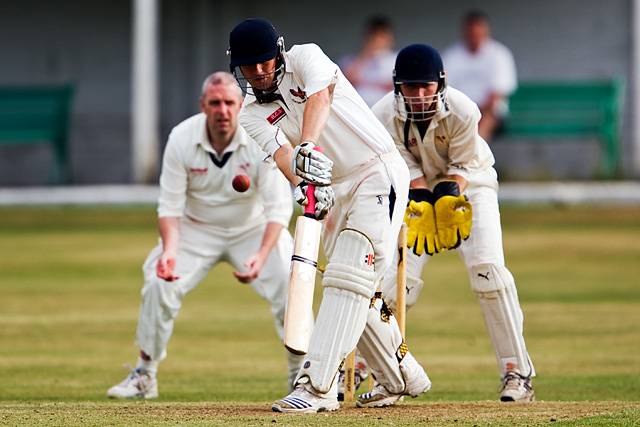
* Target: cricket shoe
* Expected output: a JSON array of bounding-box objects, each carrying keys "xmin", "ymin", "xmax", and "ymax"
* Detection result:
[
  {"xmin": 272, "ymin": 377, "xmax": 340, "ymax": 413},
  {"xmin": 107, "ymin": 368, "xmax": 158, "ymax": 399},
  {"xmin": 356, "ymin": 352, "xmax": 431, "ymax": 408},
  {"xmin": 499, "ymin": 370, "xmax": 535, "ymax": 402}
]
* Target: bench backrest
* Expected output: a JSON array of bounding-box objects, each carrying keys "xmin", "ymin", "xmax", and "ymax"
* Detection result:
[
  {"xmin": 0, "ymin": 85, "xmax": 74, "ymax": 143},
  {"xmin": 504, "ymin": 80, "xmax": 622, "ymax": 138}
]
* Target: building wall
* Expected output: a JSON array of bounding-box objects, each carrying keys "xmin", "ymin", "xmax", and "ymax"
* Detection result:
[{"xmin": 0, "ymin": 0, "xmax": 633, "ymax": 184}]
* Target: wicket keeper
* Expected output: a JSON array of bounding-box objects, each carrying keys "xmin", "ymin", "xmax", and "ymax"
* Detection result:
[{"xmin": 372, "ymin": 44, "xmax": 535, "ymax": 402}]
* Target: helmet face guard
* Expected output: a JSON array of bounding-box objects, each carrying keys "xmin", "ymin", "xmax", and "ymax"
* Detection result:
[
  {"xmin": 227, "ymin": 19, "xmax": 286, "ymax": 97},
  {"xmin": 392, "ymin": 44, "xmax": 446, "ymax": 122}
]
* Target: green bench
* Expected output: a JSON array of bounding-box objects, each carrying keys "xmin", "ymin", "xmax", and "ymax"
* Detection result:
[
  {"xmin": 0, "ymin": 85, "xmax": 74, "ymax": 184},
  {"xmin": 501, "ymin": 79, "xmax": 623, "ymax": 177}
]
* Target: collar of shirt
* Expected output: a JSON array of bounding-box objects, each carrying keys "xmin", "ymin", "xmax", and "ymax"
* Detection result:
[{"xmin": 195, "ymin": 119, "xmax": 247, "ymax": 160}]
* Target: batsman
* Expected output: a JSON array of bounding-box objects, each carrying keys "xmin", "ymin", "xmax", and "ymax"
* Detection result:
[
  {"xmin": 228, "ymin": 19, "xmax": 431, "ymax": 413},
  {"xmin": 371, "ymin": 44, "xmax": 535, "ymax": 402}
]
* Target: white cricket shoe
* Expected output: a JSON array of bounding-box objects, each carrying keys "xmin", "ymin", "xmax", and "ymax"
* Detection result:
[
  {"xmin": 272, "ymin": 378, "xmax": 340, "ymax": 413},
  {"xmin": 500, "ymin": 370, "xmax": 535, "ymax": 402},
  {"xmin": 356, "ymin": 352, "xmax": 431, "ymax": 408},
  {"xmin": 107, "ymin": 368, "xmax": 158, "ymax": 399}
]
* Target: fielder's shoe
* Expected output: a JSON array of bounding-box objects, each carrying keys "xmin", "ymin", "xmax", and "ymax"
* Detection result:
[
  {"xmin": 107, "ymin": 368, "xmax": 158, "ymax": 399},
  {"xmin": 499, "ymin": 370, "xmax": 534, "ymax": 402},
  {"xmin": 356, "ymin": 352, "xmax": 431, "ymax": 408},
  {"xmin": 272, "ymin": 378, "xmax": 340, "ymax": 413}
]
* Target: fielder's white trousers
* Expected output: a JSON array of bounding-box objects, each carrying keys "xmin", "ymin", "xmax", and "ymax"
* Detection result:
[{"xmin": 136, "ymin": 217, "xmax": 293, "ymax": 361}]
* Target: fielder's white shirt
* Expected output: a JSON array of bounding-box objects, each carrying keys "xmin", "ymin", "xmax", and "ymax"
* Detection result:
[
  {"xmin": 372, "ymin": 87, "xmax": 495, "ymax": 188},
  {"xmin": 239, "ymin": 43, "xmax": 397, "ymax": 181},
  {"xmin": 157, "ymin": 113, "xmax": 292, "ymax": 229},
  {"xmin": 442, "ymin": 39, "xmax": 517, "ymax": 112}
]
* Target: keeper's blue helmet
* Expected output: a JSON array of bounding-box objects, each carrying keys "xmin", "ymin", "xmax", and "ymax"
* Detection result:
[
  {"xmin": 393, "ymin": 44, "xmax": 447, "ymax": 122},
  {"xmin": 227, "ymin": 18, "xmax": 285, "ymax": 97}
]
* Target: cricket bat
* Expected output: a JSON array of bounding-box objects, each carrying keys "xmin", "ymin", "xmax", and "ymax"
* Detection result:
[{"xmin": 283, "ymin": 148, "xmax": 323, "ymax": 355}]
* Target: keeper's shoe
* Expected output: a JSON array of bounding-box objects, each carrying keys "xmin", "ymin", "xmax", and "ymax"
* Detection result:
[
  {"xmin": 499, "ymin": 370, "xmax": 535, "ymax": 402},
  {"xmin": 356, "ymin": 352, "xmax": 431, "ymax": 408},
  {"xmin": 107, "ymin": 368, "xmax": 158, "ymax": 399},
  {"xmin": 272, "ymin": 378, "xmax": 340, "ymax": 414}
]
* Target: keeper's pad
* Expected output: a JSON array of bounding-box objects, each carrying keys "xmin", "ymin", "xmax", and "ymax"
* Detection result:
[
  {"xmin": 356, "ymin": 293, "xmax": 408, "ymax": 394},
  {"xmin": 470, "ymin": 263, "xmax": 534, "ymax": 377},
  {"xmin": 295, "ymin": 229, "xmax": 377, "ymax": 393}
]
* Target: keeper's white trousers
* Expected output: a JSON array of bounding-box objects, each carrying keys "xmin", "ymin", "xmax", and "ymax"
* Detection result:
[
  {"xmin": 381, "ymin": 168, "xmax": 535, "ymax": 377},
  {"xmin": 136, "ymin": 217, "xmax": 293, "ymax": 361}
]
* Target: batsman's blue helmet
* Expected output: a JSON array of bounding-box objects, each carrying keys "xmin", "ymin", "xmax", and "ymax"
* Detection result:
[
  {"xmin": 393, "ymin": 44, "xmax": 446, "ymax": 93},
  {"xmin": 228, "ymin": 18, "xmax": 284, "ymax": 69}
]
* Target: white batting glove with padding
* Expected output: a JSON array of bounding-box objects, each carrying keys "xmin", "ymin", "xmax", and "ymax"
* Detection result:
[
  {"xmin": 291, "ymin": 141, "xmax": 333, "ymax": 186},
  {"xmin": 294, "ymin": 182, "xmax": 335, "ymax": 220}
]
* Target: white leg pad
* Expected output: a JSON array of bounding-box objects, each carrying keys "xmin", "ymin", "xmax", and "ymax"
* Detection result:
[
  {"xmin": 295, "ymin": 229, "xmax": 376, "ymax": 393},
  {"xmin": 470, "ymin": 263, "xmax": 535, "ymax": 377}
]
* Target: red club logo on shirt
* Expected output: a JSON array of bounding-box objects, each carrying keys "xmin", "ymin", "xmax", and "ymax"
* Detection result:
[
  {"xmin": 289, "ymin": 86, "xmax": 307, "ymax": 103},
  {"xmin": 408, "ymin": 137, "xmax": 418, "ymax": 147}
]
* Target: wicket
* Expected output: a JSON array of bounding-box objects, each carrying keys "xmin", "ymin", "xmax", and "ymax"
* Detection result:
[{"xmin": 342, "ymin": 223, "xmax": 408, "ymax": 402}]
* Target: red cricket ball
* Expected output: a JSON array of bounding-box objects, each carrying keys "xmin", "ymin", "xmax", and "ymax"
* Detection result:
[{"xmin": 232, "ymin": 174, "xmax": 251, "ymax": 192}]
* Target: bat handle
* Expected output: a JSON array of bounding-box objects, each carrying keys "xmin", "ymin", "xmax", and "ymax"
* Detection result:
[{"xmin": 303, "ymin": 145, "xmax": 323, "ymax": 218}]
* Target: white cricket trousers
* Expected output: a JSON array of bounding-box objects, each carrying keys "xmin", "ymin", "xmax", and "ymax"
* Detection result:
[
  {"xmin": 136, "ymin": 217, "xmax": 293, "ymax": 361},
  {"xmin": 382, "ymin": 167, "xmax": 535, "ymax": 377}
]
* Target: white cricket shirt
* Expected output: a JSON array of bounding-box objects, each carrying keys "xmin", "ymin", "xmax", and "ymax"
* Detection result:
[
  {"xmin": 442, "ymin": 39, "xmax": 517, "ymax": 111},
  {"xmin": 157, "ymin": 113, "xmax": 292, "ymax": 229},
  {"xmin": 239, "ymin": 43, "xmax": 397, "ymax": 181},
  {"xmin": 372, "ymin": 87, "xmax": 495, "ymax": 188}
]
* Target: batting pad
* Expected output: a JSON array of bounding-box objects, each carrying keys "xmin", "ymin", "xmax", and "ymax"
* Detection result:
[
  {"xmin": 470, "ymin": 263, "xmax": 535, "ymax": 378},
  {"xmin": 295, "ymin": 229, "xmax": 376, "ymax": 393}
]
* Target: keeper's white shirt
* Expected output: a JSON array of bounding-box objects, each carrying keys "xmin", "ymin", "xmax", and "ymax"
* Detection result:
[
  {"xmin": 372, "ymin": 87, "xmax": 495, "ymax": 188},
  {"xmin": 239, "ymin": 43, "xmax": 397, "ymax": 181},
  {"xmin": 157, "ymin": 113, "xmax": 292, "ymax": 230},
  {"xmin": 442, "ymin": 39, "xmax": 517, "ymax": 112}
]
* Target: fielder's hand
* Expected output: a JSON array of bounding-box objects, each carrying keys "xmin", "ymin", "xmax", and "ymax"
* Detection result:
[
  {"xmin": 291, "ymin": 141, "xmax": 333, "ymax": 186},
  {"xmin": 404, "ymin": 189, "xmax": 441, "ymax": 256},
  {"xmin": 433, "ymin": 181, "xmax": 473, "ymax": 249},
  {"xmin": 156, "ymin": 251, "xmax": 180, "ymax": 282},
  {"xmin": 233, "ymin": 252, "xmax": 266, "ymax": 284},
  {"xmin": 294, "ymin": 181, "xmax": 335, "ymax": 220}
]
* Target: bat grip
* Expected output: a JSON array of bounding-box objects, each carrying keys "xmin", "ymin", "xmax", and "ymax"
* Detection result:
[{"xmin": 303, "ymin": 145, "xmax": 323, "ymax": 218}]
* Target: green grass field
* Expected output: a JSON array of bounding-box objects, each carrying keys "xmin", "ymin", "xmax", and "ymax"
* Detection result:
[{"xmin": 1, "ymin": 205, "xmax": 639, "ymax": 426}]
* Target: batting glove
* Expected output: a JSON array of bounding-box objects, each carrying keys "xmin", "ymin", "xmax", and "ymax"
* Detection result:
[
  {"xmin": 294, "ymin": 181, "xmax": 335, "ymax": 220},
  {"xmin": 404, "ymin": 189, "xmax": 441, "ymax": 256},
  {"xmin": 433, "ymin": 181, "xmax": 473, "ymax": 249},
  {"xmin": 291, "ymin": 141, "xmax": 333, "ymax": 186}
]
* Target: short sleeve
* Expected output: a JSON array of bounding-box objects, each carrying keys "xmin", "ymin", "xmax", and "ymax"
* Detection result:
[
  {"xmin": 239, "ymin": 107, "xmax": 292, "ymax": 158},
  {"xmin": 290, "ymin": 44, "xmax": 339, "ymax": 96},
  {"xmin": 157, "ymin": 132, "xmax": 187, "ymax": 218}
]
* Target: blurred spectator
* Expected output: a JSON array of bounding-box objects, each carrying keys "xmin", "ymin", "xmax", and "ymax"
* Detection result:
[
  {"xmin": 443, "ymin": 11, "xmax": 517, "ymax": 141},
  {"xmin": 340, "ymin": 15, "xmax": 396, "ymax": 106}
]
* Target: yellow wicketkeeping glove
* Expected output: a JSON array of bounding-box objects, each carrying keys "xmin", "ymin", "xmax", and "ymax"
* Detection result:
[
  {"xmin": 433, "ymin": 181, "xmax": 473, "ymax": 249},
  {"xmin": 404, "ymin": 189, "xmax": 441, "ymax": 256}
]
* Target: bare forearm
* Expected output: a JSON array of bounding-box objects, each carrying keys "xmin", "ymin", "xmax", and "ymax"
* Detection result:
[
  {"xmin": 258, "ymin": 222, "xmax": 284, "ymax": 258},
  {"xmin": 273, "ymin": 144, "xmax": 302, "ymax": 185},
  {"xmin": 158, "ymin": 216, "xmax": 180, "ymax": 254},
  {"xmin": 301, "ymin": 86, "xmax": 334, "ymax": 143}
]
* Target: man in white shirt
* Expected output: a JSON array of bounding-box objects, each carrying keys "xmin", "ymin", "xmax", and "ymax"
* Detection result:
[
  {"xmin": 340, "ymin": 15, "xmax": 397, "ymax": 106},
  {"xmin": 228, "ymin": 18, "xmax": 431, "ymax": 413},
  {"xmin": 372, "ymin": 44, "xmax": 535, "ymax": 402},
  {"xmin": 442, "ymin": 11, "xmax": 517, "ymax": 141},
  {"xmin": 107, "ymin": 72, "xmax": 301, "ymax": 399}
]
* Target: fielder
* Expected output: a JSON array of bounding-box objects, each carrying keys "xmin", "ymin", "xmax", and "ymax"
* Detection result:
[
  {"xmin": 107, "ymin": 72, "xmax": 302, "ymax": 399},
  {"xmin": 228, "ymin": 18, "xmax": 431, "ymax": 413},
  {"xmin": 372, "ymin": 44, "xmax": 535, "ymax": 402}
]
